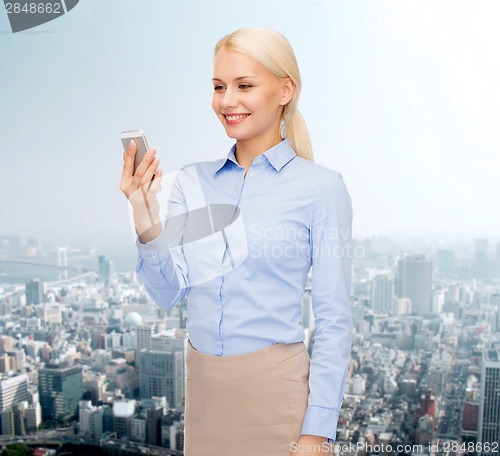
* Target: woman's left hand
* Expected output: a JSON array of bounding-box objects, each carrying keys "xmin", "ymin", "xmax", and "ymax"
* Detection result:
[{"xmin": 291, "ymin": 434, "xmax": 333, "ymax": 455}]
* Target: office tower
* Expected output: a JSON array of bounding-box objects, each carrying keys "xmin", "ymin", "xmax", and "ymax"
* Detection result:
[
  {"xmin": 0, "ymin": 373, "xmax": 29, "ymax": 412},
  {"xmin": 98, "ymin": 255, "xmax": 111, "ymax": 287},
  {"xmin": 25, "ymin": 279, "xmax": 43, "ymax": 305},
  {"xmin": 143, "ymin": 397, "xmax": 168, "ymax": 446},
  {"xmin": 397, "ymin": 255, "xmax": 433, "ymax": 316},
  {"xmin": 12, "ymin": 402, "xmax": 27, "ymax": 436},
  {"xmin": 462, "ymin": 400, "xmax": 479, "ymax": 440},
  {"xmin": 478, "ymin": 348, "xmax": 500, "ymax": 453},
  {"xmin": 42, "ymin": 303, "xmax": 62, "ymax": 325},
  {"xmin": 131, "ymin": 411, "xmax": 147, "ymax": 442},
  {"xmin": 122, "ymin": 331, "xmax": 138, "ymax": 350},
  {"xmin": 136, "ymin": 323, "xmax": 163, "ymax": 352},
  {"xmin": 139, "ymin": 349, "xmax": 184, "ymax": 409},
  {"xmin": 150, "ymin": 330, "xmax": 188, "ymax": 383},
  {"xmin": 436, "ymin": 249, "xmax": 455, "ymax": 277},
  {"xmin": 473, "ymin": 238, "xmax": 489, "ymax": 279},
  {"xmin": 113, "ymin": 400, "xmax": 136, "ymax": 438},
  {"xmin": 371, "ymin": 274, "xmax": 394, "ymax": 314},
  {"xmin": 150, "ymin": 329, "xmax": 188, "ymax": 352},
  {"xmin": 83, "ymin": 372, "xmax": 107, "ymax": 403},
  {"xmin": 428, "ymin": 366, "xmax": 446, "ymax": 397},
  {"xmin": 38, "ymin": 363, "xmax": 83, "ymax": 423},
  {"xmin": 25, "ymin": 402, "xmax": 42, "ymax": 431},
  {"xmin": 0, "ymin": 408, "xmax": 14, "ymax": 435},
  {"xmin": 102, "ymin": 405, "xmax": 114, "ymax": 433},
  {"xmin": 7, "ymin": 349, "xmax": 25, "ymax": 372},
  {"xmin": 79, "ymin": 400, "xmax": 104, "ymax": 438}
]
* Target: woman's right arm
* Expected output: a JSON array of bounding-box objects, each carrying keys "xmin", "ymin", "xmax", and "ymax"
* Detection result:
[{"xmin": 120, "ymin": 140, "xmax": 189, "ymax": 310}]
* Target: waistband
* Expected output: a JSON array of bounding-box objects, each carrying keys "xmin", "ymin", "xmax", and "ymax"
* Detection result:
[{"xmin": 187, "ymin": 338, "xmax": 306, "ymax": 369}]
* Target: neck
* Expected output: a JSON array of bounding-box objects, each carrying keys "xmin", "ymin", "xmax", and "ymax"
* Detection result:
[{"xmin": 235, "ymin": 131, "xmax": 283, "ymax": 170}]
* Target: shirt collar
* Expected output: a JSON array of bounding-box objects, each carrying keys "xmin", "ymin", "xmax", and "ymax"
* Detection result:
[{"xmin": 214, "ymin": 138, "xmax": 297, "ymax": 175}]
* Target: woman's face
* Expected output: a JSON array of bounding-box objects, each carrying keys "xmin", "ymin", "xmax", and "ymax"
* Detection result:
[{"xmin": 212, "ymin": 49, "xmax": 293, "ymax": 144}]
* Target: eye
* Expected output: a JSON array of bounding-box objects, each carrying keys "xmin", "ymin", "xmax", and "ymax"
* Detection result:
[
  {"xmin": 213, "ymin": 85, "xmax": 224, "ymax": 92},
  {"xmin": 239, "ymin": 84, "xmax": 252, "ymax": 90}
]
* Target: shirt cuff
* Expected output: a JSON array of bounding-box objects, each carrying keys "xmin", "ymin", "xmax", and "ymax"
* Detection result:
[
  {"xmin": 135, "ymin": 229, "xmax": 171, "ymax": 263},
  {"xmin": 300, "ymin": 405, "xmax": 339, "ymax": 442}
]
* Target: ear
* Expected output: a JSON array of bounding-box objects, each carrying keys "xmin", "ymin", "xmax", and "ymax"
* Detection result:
[{"xmin": 279, "ymin": 77, "xmax": 295, "ymax": 106}]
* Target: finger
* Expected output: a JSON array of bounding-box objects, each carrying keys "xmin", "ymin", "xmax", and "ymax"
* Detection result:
[
  {"xmin": 133, "ymin": 147, "xmax": 157, "ymax": 183},
  {"xmin": 140, "ymin": 156, "xmax": 160, "ymax": 188},
  {"xmin": 122, "ymin": 140, "xmax": 137, "ymax": 179},
  {"xmin": 148, "ymin": 167, "xmax": 163, "ymax": 194}
]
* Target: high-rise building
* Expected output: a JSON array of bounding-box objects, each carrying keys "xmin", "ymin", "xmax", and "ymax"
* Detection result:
[
  {"xmin": 113, "ymin": 399, "xmax": 135, "ymax": 438},
  {"xmin": 371, "ymin": 274, "xmax": 394, "ymax": 314},
  {"xmin": 150, "ymin": 330, "xmax": 188, "ymax": 384},
  {"xmin": 38, "ymin": 363, "xmax": 83, "ymax": 423},
  {"xmin": 139, "ymin": 349, "xmax": 183, "ymax": 409},
  {"xmin": 142, "ymin": 397, "xmax": 168, "ymax": 446},
  {"xmin": 25, "ymin": 279, "xmax": 43, "ymax": 305},
  {"xmin": 79, "ymin": 400, "xmax": 104, "ymax": 438},
  {"xmin": 462, "ymin": 400, "xmax": 479, "ymax": 440},
  {"xmin": 436, "ymin": 249, "xmax": 455, "ymax": 277},
  {"xmin": 131, "ymin": 411, "xmax": 147, "ymax": 442},
  {"xmin": 24, "ymin": 402, "xmax": 41, "ymax": 431},
  {"xmin": 473, "ymin": 238, "xmax": 489, "ymax": 279},
  {"xmin": 0, "ymin": 408, "xmax": 14, "ymax": 435},
  {"xmin": 428, "ymin": 366, "xmax": 446, "ymax": 397},
  {"xmin": 98, "ymin": 255, "xmax": 111, "ymax": 287},
  {"xmin": 0, "ymin": 374, "xmax": 29, "ymax": 412},
  {"xmin": 136, "ymin": 323, "xmax": 163, "ymax": 352},
  {"xmin": 478, "ymin": 348, "xmax": 500, "ymax": 453},
  {"xmin": 397, "ymin": 255, "xmax": 433, "ymax": 316}
]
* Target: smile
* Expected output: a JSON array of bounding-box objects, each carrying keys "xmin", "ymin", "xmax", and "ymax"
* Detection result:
[{"xmin": 224, "ymin": 114, "xmax": 250, "ymax": 124}]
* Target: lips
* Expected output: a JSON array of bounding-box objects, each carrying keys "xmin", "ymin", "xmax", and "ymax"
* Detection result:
[{"xmin": 223, "ymin": 113, "xmax": 251, "ymax": 125}]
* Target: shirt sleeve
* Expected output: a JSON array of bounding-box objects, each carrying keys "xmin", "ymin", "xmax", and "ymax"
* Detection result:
[
  {"xmin": 135, "ymin": 171, "xmax": 190, "ymax": 311},
  {"xmin": 300, "ymin": 170, "xmax": 353, "ymax": 441}
]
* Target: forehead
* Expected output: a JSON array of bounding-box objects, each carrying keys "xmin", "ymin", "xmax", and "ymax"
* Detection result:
[{"xmin": 213, "ymin": 49, "xmax": 268, "ymax": 80}]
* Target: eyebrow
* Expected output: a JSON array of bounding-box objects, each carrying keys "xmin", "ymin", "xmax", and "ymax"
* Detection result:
[{"xmin": 212, "ymin": 76, "xmax": 257, "ymax": 82}]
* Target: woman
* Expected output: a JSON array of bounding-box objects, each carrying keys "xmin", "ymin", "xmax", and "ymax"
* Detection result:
[{"xmin": 120, "ymin": 27, "xmax": 353, "ymax": 456}]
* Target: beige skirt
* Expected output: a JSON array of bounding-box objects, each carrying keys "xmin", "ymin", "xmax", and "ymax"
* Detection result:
[{"xmin": 184, "ymin": 338, "xmax": 310, "ymax": 456}]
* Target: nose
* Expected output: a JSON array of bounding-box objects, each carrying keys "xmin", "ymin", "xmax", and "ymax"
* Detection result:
[{"xmin": 221, "ymin": 87, "xmax": 238, "ymax": 110}]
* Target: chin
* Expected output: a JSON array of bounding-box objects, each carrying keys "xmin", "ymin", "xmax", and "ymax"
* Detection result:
[{"xmin": 223, "ymin": 129, "xmax": 252, "ymax": 141}]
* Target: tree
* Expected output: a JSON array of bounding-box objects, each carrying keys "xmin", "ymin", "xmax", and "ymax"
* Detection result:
[{"xmin": 1, "ymin": 443, "xmax": 34, "ymax": 456}]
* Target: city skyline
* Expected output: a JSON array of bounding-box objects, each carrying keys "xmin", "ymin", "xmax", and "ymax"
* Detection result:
[
  {"xmin": 1, "ymin": 1, "xmax": 499, "ymax": 253},
  {"xmin": 1, "ymin": 227, "xmax": 499, "ymax": 452}
]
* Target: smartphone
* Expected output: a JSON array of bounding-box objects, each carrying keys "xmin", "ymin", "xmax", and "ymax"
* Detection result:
[{"xmin": 120, "ymin": 129, "xmax": 150, "ymax": 176}]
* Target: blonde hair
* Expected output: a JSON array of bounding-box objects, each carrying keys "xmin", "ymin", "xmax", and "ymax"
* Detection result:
[{"xmin": 214, "ymin": 28, "xmax": 314, "ymax": 161}]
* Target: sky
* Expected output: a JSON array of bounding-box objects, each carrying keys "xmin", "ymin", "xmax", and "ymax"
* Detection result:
[{"xmin": 0, "ymin": 0, "xmax": 499, "ymax": 261}]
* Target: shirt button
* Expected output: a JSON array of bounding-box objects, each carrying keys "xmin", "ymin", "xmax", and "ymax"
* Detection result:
[
  {"xmin": 150, "ymin": 255, "xmax": 156, "ymax": 260},
  {"xmin": 249, "ymin": 172, "xmax": 254, "ymax": 177},
  {"xmin": 256, "ymin": 158, "xmax": 261, "ymax": 163},
  {"xmin": 214, "ymin": 341, "xmax": 220, "ymax": 346}
]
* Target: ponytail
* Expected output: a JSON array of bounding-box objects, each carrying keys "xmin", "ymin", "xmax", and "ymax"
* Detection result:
[{"xmin": 281, "ymin": 107, "xmax": 314, "ymax": 161}]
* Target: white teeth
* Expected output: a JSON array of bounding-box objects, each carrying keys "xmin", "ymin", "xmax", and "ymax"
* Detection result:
[{"xmin": 226, "ymin": 114, "xmax": 249, "ymax": 121}]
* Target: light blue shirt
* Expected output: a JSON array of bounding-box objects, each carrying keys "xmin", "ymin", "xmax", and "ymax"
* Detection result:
[{"xmin": 135, "ymin": 138, "xmax": 353, "ymax": 441}]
